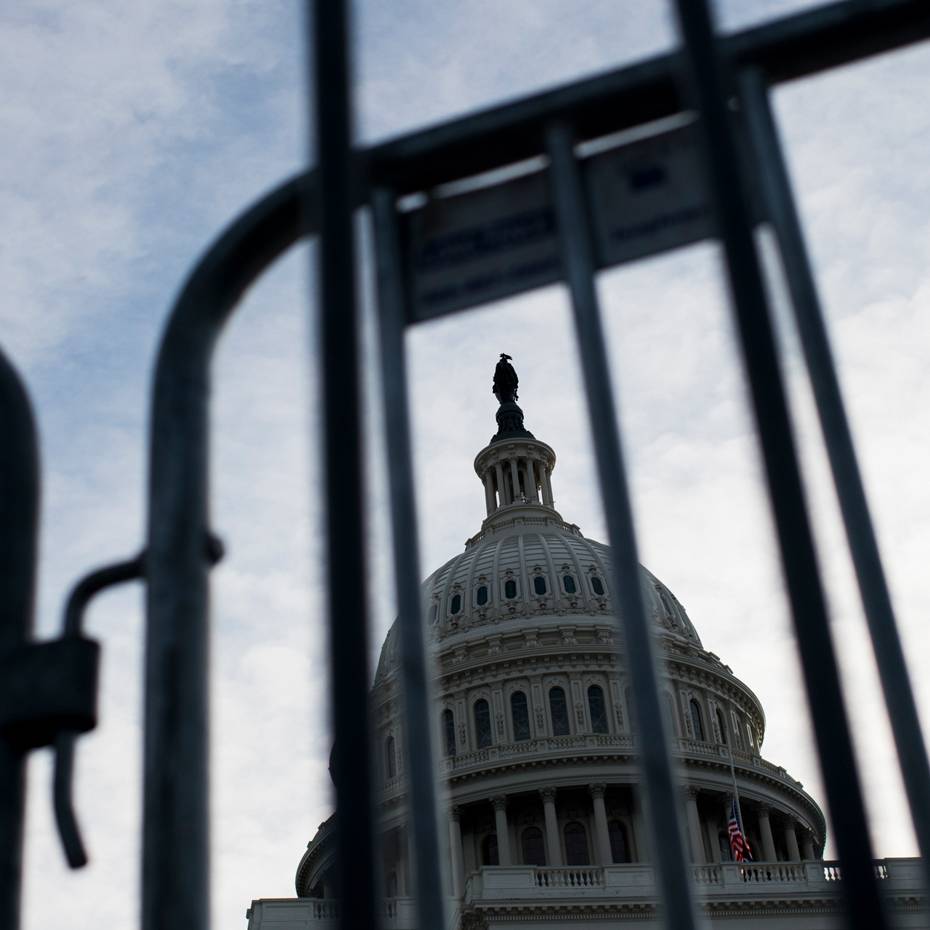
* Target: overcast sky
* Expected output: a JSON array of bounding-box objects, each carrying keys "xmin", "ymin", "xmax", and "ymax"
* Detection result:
[{"xmin": 4, "ymin": 2, "xmax": 930, "ymax": 928}]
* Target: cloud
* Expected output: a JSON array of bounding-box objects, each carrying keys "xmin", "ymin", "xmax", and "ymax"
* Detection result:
[{"xmin": 8, "ymin": 3, "xmax": 930, "ymax": 929}]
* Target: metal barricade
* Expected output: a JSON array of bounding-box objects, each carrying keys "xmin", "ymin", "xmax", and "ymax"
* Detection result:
[{"xmin": 4, "ymin": 2, "xmax": 930, "ymax": 929}]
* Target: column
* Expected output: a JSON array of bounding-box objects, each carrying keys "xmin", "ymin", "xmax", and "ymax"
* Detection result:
[
  {"xmin": 704, "ymin": 810, "xmax": 721, "ymax": 863},
  {"xmin": 541, "ymin": 467, "xmax": 554, "ymax": 506},
  {"xmin": 632, "ymin": 794, "xmax": 648, "ymax": 862},
  {"xmin": 398, "ymin": 828, "xmax": 409, "ymax": 895},
  {"xmin": 589, "ymin": 784, "xmax": 612, "ymax": 865},
  {"xmin": 495, "ymin": 462, "xmax": 506, "ymax": 505},
  {"xmin": 524, "ymin": 459, "xmax": 538, "ymax": 502},
  {"xmin": 483, "ymin": 473, "xmax": 496, "ymax": 515},
  {"xmin": 757, "ymin": 805, "xmax": 777, "ymax": 862},
  {"xmin": 541, "ymin": 788, "xmax": 563, "ymax": 866},
  {"xmin": 509, "ymin": 459, "xmax": 522, "ymax": 503},
  {"xmin": 492, "ymin": 796, "xmax": 512, "ymax": 865},
  {"xmin": 801, "ymin": 830, "xmax": 815, "ymax": 861},
  {"xmin": 449, "ymin": 807, "xmax": 464, "ymax": 897},
  {"xmin": 685, "ymin": 787, "xmax": 705, "ymax": 863}
]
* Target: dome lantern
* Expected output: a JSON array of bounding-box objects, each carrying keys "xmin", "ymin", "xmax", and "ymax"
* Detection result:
[{"xmin": 475, "ymin": 355, "xmax": 557, "ymax": 521}]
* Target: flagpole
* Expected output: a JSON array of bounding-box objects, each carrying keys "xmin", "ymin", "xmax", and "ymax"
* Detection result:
[{"xmin": 727, "ymin": 742, "xmax": 747, "ymax": 839}]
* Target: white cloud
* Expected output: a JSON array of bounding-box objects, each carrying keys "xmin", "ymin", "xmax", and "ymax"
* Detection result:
[{"xmin": 7, "ymin": 2, "xmax": 930, "ymax": 929}]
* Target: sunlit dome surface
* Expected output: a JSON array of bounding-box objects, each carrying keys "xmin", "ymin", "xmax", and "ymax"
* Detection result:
[{"xmin": 375, "ymin": 517, "xmax": 702, "ymax": 684}]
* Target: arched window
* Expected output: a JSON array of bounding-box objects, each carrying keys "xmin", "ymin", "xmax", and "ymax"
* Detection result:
[
  {"xmin": 476, "ymin": 584, "xmax": 489, "ymax": 606},
  {"xmin": 732, "ymin": 711, "xmax": 743, "ymax": 750},
  {"xmin": 588, "ymin": 684, "xmax": 608, "ymax": 734},
  {"xmin": 504, "ymin": 578, "xmax": 518, "ymax": 599},
  {"xmin": 563, "ymin": 574, "xmax": 577, "ymax": 594},
  {"xmin": 449, "ymin": 593, "xmax": 462, "ymax": 616},
  {"xmin": 442, "ymin": 708, "xmax": 456, "ymax": 757},
  {"xmin": 533, "ymin": 575, "xmax": 547, "ymax": 596},
  {"xmin": 689, "ymin": 698, "xmax": 706, "ymax": 742},
  {"xmin": 715, "ymin": 707, "xmax": 727, "ymax": 745},
  {"xmin": 608, "ymin": 820, "xmax": 631, "ymax": 863},
  {"xmin": 746, "ymin": 722, "xmax": 755, "ymax": 751},
  {"xmin": 510, "ymin": 691, "xmax": 531, "ymax": 742},
  {"xmin": 429, "ymin": 602, "xmax": 438, "ymax": 624},
  {"xmin": 474, "ymin": 699, "xmax": 492, "ymax": 749},
  {"xmin": 590, "ymin": 575, "xmax": 605, "ymax": 596},
  {"xmin": 481, "ymin": 833, "xmax": 499, "ymax": 866},
  {"xmin": 521, "ymin": 826, "xmax": 546, "ymax": 866},
  {"xmin": 385, "ymin": 735, "xmax": 396, "ymax": 780},
  {"xmin": 549, "ymin": 686, "xmax": 570, "ymax": 736},
  {"xmin": 564, "ymin": 821, "xmax": 590, "ymax": 865}
]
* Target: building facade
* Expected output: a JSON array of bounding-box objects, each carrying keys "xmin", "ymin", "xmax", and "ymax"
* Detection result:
[{"xmin": 247, "ymin": 374, "xmax": 925, "ymax": 929}]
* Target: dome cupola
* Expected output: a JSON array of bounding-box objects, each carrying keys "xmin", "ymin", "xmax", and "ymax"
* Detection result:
[{"xmin": 474, "ymin": 354, "xmax": 558, "ymax": 527}]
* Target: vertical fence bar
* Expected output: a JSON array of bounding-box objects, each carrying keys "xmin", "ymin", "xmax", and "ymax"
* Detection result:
[
  {"xmin": 142, "ymin": 171, "xmax": 315, "ymax": 930},
  {"xmin": 741, "ymin": 68, "xmax": 930, "ymax": 902},
  {"xmin": 371, "ymin": 187, "xmax": 449, "ymax": 930},
  {"xmin": 546, "ymin": 122, "xmax": 700, "ymax": 930},
  {"xmin": 310, "ymin": 3, "xmax": 381, "ymax": 929},
  {"xmin": 671, "ymin": 1, "xmax": 886, "ymax": 927},
  {"xmin": 0, "ymin": 349, "xmax": 39, "ymax": 930}
]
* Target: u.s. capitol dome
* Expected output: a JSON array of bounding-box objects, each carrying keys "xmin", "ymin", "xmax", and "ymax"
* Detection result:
[{"xmin": 252, "ymin": 359, "xmax": 923, "ymax": 930}]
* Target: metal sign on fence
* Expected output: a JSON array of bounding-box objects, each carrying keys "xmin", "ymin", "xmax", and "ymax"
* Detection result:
[{"xmin": 405, "ymin": 124, "xmax": 721, "ymax": 322}]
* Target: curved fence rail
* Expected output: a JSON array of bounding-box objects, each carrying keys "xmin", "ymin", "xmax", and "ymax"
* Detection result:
[{"xmin": 5, "ymin": 2, "xmax": 930, "ymax": 929}]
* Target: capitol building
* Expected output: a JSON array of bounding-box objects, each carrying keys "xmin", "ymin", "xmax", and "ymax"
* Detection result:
[{"xmin": 246, "ymin": 361, "xmax": 925, "ymax": 929}]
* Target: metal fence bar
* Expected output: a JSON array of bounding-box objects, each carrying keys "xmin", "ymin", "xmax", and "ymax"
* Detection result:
[
  {"xmin": 546, "ymin": 122, "xmax": 701, "ymax": 930},
  {"xmin": 369, "ymin": 0, "xmax": 930, "ymax": 196},
  {"xmin": 371, "ymin": 187, "xmax": 449, "ymax": 930},
  {"xmin": 0, "ymin": 348, "xmax": 39, "ymax": 930},
  {"xmin": 142, "ymin": 170, "xmax": 326, "ymax": 930},
  {"xmin": 310, "ymin": 3, "xmax": 381, "ymax": 930},
  {"xmin": 740, "ymin": 66, "xmax": 930, "ymax": 901},
  {"xmin": 671, "ymin": 1, "xmax": 886, "ymax": 928}
]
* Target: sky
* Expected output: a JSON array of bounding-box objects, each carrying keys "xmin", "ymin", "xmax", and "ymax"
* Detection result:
[{"xmin": 3, "ymin": 2, "xmax": 930, "ymax": 928}]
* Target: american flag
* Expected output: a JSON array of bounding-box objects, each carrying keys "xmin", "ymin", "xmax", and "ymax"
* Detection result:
[{"xmin": 728, "ymin": 798, "xmax": 752, "ymax": 862}]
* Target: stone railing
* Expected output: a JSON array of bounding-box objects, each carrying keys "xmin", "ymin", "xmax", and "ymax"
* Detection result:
[
  {"xmin": 534, "ymin": 866, "xmax": 604, "ymax": 888},
  {"xmin": 463, "ymin": 858, "xmax": 924, "ymax": 905},
  {"xmin": 440, "ymin": 733, "xmax": 636, "ymax": 775},
  {"xmin": 247, "ymin": 862, "xmax": 923, "ymax": 929},
  {"xmin": 246, "ymin": 896, "xmax": 423, "ymax": 930},
  {"xmin": 434, "ymin": 733, "xmax": 806, "ymax": 795}
]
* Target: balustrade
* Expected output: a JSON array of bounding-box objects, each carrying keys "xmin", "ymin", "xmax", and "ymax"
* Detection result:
[{"xmin": 534, "ymin": 867, "xmax": 604, "ymax": 888}]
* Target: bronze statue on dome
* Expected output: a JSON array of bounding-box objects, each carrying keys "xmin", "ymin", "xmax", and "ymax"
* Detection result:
[{"xmin": 492, "ymin": 353, "xmax": 519, "ymax": 405}]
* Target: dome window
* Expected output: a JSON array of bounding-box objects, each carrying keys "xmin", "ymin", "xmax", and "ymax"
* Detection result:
[
  {"xmin": 564, "ymin": 822, "xmax": 590, "ymax": 866},
  {"xmin": 715, "ymin": 707, "xmax": 728, "ymax": 745},
  {"xmin": 476, "ymin": 584, "xmax": 489, "ymax": 607},
  {"xmin": 549, "ymin": 686, "xmax": 570, "ymax": 736},
  {"xmin": 533, "ymin": 575, "xmax": 547, "ymax": 596},
  {"xmin": 510, "ymin": 691, "xmax": 531, "ymax": 742},
  {"xmin": 562, "ymin": 574, "xmax": 577, "ymax": 594},
  {"xmin": 474, "ymin": 699, "xmax": 492, "ymax": 749},
  {"xmin": 521, "ymin": 826, "xmax": 546, "ymax": 866},
  {"xmin": 689, "ymin": 698, "xmax": 706, "ymax": 742},
  {"xmin": 590, "ymin": 575, "xmax": 605, "ymax": 596},
  {"xmin": 504, "ymin": 579, "xmax": 518, "ymax": 599},
  {"xmin": 384, "ymin": 735, "xmax": 396, "ymax": 780},
  {"xmin": 442, "ymin": 708, "xmax": 456, "ymax": 757},
  {"xmin": 429, "ymin": 602, "xmax": 438, "ymax": 624},
  {"xmin": 588, "ymin": 684, "xmax": 608, "ymax": 734},
  {"xmin": 449, "ymin": 593, "xmax": 462, "ymax": 616}
]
